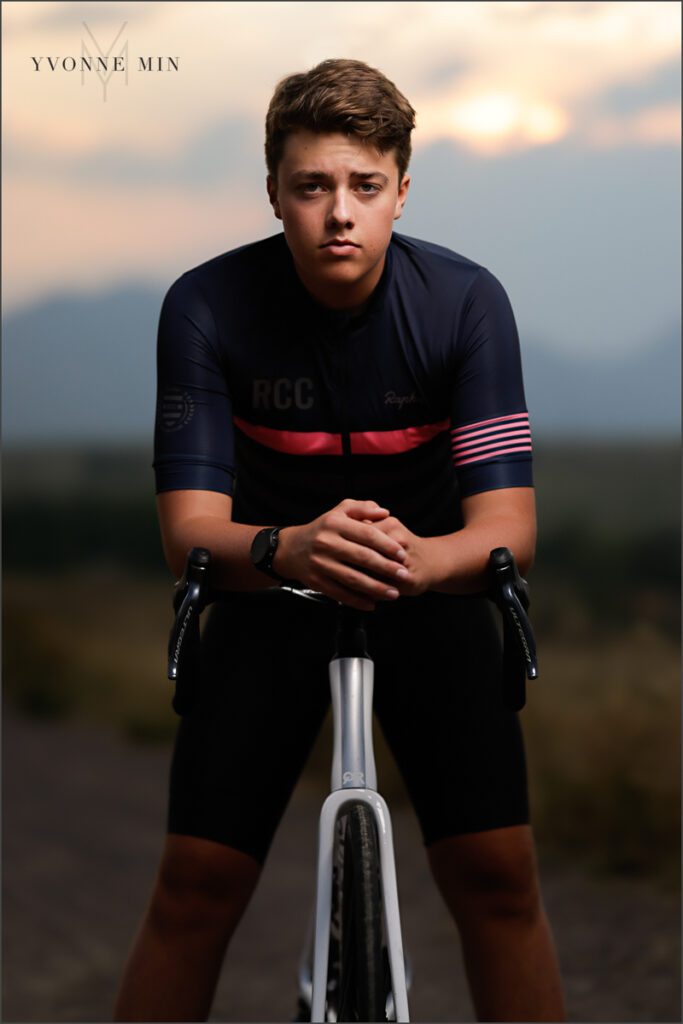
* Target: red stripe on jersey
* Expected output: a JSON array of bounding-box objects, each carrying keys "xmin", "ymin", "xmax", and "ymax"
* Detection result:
[
  {"xmin": 351, "ymin": 419, "xmax": 450, "ymax": 454},
  {"xmin": 233, "ymin": 416, "xmax": 343, "ymax": 455},
  {"xmin": 234, "ymin": 415, "xmax": 450, "ymax": 456}
]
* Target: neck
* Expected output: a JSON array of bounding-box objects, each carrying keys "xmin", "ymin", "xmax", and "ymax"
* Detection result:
[{"xmin": 293, "ymin": 254, "xmax": 386, "ymax": 316}]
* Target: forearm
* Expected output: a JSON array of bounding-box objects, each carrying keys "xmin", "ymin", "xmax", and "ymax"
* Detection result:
[
  {"xmin": 162, "ymin": 514, "xmax": 285, "ymax": 591},
  {"xmin": 425, "ymin": 512, "xmax": 536, "ymax": 596}
]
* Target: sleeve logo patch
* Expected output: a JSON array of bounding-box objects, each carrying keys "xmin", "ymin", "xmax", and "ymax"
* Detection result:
[{"xmin": 159, "ymin": 388, "xmax": 195, "ymax": 432}]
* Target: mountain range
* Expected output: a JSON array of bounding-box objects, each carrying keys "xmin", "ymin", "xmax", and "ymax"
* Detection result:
[{"xmin": 2, "ymin": 284, "xmax": 679, "ymax": 443}]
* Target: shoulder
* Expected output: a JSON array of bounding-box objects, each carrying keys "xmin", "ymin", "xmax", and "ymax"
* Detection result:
[
  {"xmin": 161, "ymin": 232, "xmax": 287, "ymax": 308},
  {"xmin": 389, "ymin": 232, "xmax": 512, "ymax": 311}
]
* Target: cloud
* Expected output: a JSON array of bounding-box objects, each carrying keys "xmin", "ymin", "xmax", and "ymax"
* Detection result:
[
  {"xmin": 3, "ymin": 0, "xmax": 680, "ymax": 323},
  {"xmin": 592, "ymin": 55, "xmax": 681, "ymax": 116},
  {"xmin": 415, "ymin": 91, "xmax": 570, "ymax": 156},
  {"xmin": 406, "ymin": 56, "xmax": 472, "ymax": 91},
  {"xmin": 565, "ymin": 56, "xmax": 681, "ymax": 149},
  {"xmin": 5, "ymin": 116, "xmax": 266, "ymax": 188},
  {"xmin": 3, "ymin": 1, "xmax": 164, "ymax": 33},
  {"xmin": 6, "ymin": 2, "xmax": 680, "ymax": 163}
]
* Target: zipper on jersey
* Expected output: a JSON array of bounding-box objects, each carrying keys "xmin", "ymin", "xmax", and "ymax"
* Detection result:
[{"xmin": 332, "ymin": 317, "xmax": 353, "ymax": 495}]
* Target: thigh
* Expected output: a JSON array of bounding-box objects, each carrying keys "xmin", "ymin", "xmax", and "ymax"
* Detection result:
[
  {"xmin": 167, "ymin": 591, "xmax": 337, "ymax": 866},
  {"xmin": 370, "ymin": 594, "xmax": 530, "ymax": 846}
]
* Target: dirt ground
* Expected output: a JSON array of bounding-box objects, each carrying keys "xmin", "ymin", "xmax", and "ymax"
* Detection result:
[{"xmin": 2, "ymin": 710, "xmax": 680, "ymax": 1023}]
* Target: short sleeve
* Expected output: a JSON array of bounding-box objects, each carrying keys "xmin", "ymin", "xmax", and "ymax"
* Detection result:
[
  {"xmin": 450, "ymin": 268, "xmax": 533, "ymax": 498},
  {"xmin": 153, "ymin": 272, "xmax": 236, "ymax": 495}
]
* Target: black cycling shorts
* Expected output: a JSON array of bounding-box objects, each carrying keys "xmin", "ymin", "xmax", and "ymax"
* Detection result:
[{"xmin": 167, "ymin": 589, "xmax": 530, "ymax": 866}]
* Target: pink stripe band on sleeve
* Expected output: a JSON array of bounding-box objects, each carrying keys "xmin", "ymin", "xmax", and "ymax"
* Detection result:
[
  {"xmin": 450, "ymin": 412, "xmax": 532, "ymax": 467},
  {"xmin": 455, "ymin": 445, "xmax": 533, "ymax": 467}
]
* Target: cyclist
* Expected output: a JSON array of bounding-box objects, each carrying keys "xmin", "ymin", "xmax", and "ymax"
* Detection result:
[{"xmin": 114, "ymin": 58, "xmax": 565, "ymax": 1022}]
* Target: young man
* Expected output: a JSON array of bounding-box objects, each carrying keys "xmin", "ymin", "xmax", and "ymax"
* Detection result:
[{"xmin": 115, "ymin": 59, "xmax": 565, "ymax": 1021}]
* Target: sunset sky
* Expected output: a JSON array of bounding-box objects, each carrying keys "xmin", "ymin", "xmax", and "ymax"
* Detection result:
[{"xmin": 2, "ymin": 1, "xmax": 680, "ymax": 359}]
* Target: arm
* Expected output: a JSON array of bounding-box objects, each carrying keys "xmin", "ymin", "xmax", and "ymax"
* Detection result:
[
  {"xmin": 372, "ymin": 486, "xmax": 536, "ymax": 597},
  {"xmin": 157, "ymin": 489, "xmax": 266, "ymax": 588},
  {"xmin": 374, "ymin": 265, "xmax": 536, "ymax": 594},
  {"xmin": 157, "ymin": 488, "xmax": 410, "ymax": 606}
]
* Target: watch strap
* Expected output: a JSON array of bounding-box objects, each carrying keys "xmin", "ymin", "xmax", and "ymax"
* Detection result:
[{"xmin": 251, "ymin": 526, "xmax": 285, "ymax": 581}]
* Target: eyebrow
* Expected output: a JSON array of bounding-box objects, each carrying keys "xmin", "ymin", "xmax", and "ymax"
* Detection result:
[{"xmin": 289, "ymin": 170, "xmax": 389, "ymax": 184}]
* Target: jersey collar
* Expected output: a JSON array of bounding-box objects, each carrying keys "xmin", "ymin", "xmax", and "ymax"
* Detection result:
[{"xmin": 279, "ymin": 233, "xmax": 394, "ymax": 335}]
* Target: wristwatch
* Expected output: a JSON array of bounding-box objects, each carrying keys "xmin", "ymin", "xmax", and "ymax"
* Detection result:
[{"xmin": 250, "ymin": 526, "xmax": 285, "ymax": 581}]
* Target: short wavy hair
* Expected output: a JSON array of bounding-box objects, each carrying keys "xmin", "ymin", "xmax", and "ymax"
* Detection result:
[{"xmin": 265, "ymin": 58, "xmax": 416, "ymax": 183}]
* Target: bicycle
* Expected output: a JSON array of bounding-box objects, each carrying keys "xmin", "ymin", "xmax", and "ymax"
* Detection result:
[{"xmin": 167, "ymin": 546, "xmax": 538, "ymax": 1022}]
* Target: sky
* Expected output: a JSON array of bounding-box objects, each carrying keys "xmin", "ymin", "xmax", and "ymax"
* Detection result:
[{"xmin": 2, "ymin": 0, "xmax": 681, "ymax": 360}]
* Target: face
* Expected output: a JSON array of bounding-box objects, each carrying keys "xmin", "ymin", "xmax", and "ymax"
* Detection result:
[{"xmin": 267, "ymin": 129, "xmax": 410, "ymax": 312}]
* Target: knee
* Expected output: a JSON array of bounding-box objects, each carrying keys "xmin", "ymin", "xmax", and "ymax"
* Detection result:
[
  {"xmin": 428, "ymin": 826, "xmax": 542, "ymax": 927},
  {"xmin": 148, "ymin": 835, "xmax": 261, "ymax": 937}
]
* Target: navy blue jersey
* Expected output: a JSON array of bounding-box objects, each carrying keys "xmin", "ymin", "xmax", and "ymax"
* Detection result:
[{"xmin": 153, "ymin": 231, "xmax": 533, "ymax": 536}]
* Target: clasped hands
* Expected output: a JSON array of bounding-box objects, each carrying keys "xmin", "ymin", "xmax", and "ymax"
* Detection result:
[{"xmin": 274, "ymin": 498, "xmax": 435, "ymax": 611}]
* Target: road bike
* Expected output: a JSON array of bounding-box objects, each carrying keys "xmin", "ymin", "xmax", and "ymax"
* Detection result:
[{"xmin": 167, "ymin": 546, "xmax": 537, "ymax": 1022}]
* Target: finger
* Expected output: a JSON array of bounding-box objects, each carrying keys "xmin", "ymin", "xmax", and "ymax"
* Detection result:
[
  {"xmin": 319, "ymin": 579, "xmax": 377, "ymax": 612},
  {"xmin": 320, "ymin": 559, "xmax": 402, "ymax": 603},
  {"xmin": 342, "ymin": 500, "xmax": 390, "ymax": 521},
  {"xmin": 339, "ymin": 519, "xmax": 408, "ymax": 563},
  {"xmin": 334, "ymin": 538, "xmax": 411, "ymax": 582}
]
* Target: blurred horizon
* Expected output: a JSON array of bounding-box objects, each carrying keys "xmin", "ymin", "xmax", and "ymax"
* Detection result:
[{"xmin": 3, "ymin": 274, "xmax": 679, "ymax": 443}]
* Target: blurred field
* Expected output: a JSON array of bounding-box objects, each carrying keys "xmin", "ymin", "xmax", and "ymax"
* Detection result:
[{"xmin": 3, "ymin": 440, "xmax": 681, "ymax": 883}]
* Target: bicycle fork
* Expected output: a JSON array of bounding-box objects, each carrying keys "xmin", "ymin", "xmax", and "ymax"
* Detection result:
[{"xmin": 308, "ymin": 652, "xmax": 410, "ymax": 1022}]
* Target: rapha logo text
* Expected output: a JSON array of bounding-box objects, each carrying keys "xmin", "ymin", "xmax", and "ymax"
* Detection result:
[{"xmin": 385, "ymin": 390, "xmax": 420, "ymax": 410}]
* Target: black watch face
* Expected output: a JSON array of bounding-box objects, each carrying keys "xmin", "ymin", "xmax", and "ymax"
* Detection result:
[{"xmin": 252, "ymin": 528, "xmax": 274, "ymax": 566}]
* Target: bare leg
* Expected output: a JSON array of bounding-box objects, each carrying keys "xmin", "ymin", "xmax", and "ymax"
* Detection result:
[
  {"xmin": 428, "ymin": 825, "xmax": 566, "ymax": 1023},
  {"xmin": 114, "ymin": 834, "xmax": 261, "ymax": 1022}
]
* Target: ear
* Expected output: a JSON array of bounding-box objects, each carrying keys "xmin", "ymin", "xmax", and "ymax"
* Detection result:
[
  {"xmin": 393, "ymin": 174, "xmax": 410, "ymax": 221},
  {"xmin": 266, "ymin": 174, "xmax": 282, "ymax": 220}
]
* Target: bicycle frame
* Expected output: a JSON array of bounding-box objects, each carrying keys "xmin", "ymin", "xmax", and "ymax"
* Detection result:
[{"xmin": 301, "ymin": 635, "xmax": 410, "ymax": 1022}]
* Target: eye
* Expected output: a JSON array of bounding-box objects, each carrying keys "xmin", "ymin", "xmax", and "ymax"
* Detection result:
[
  {"xmin": 357, "ymin": 183, "xmax": 380, "ymax": 194},
  {"xmin": 299, "ymin": 182, "xmax": 324, "ymax": 193}
]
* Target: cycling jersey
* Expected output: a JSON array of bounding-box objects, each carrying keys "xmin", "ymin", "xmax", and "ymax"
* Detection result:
[{"xmin": 153, "ymin": 231, "xmax": 533, "ymax": 536}]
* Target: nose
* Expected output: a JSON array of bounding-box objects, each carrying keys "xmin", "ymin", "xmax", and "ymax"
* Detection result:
[{"xmin": 326, "ymin": 187, "xmax": 354, "ymax": 230}]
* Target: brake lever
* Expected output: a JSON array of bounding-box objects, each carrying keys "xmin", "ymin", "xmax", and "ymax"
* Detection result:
[
  {"xmin": 487, "ymin": 547, "xmax": 538, "ymax": 711},
  {"xmin": 167, "ymin": 547, "xmax": 211, "ymax": 715}
]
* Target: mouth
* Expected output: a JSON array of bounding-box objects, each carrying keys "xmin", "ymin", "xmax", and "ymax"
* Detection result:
[{"xmin": 320, "ymin": 238, "xmax": 360, "ymax": 254}]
